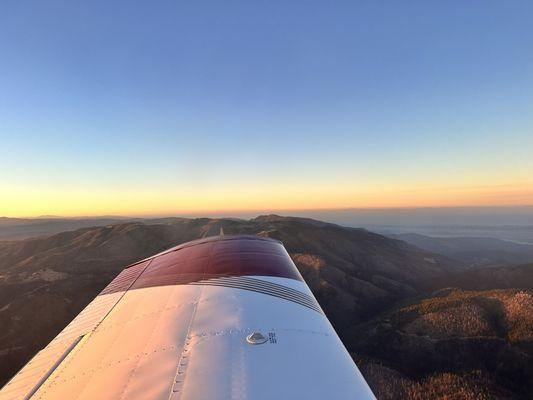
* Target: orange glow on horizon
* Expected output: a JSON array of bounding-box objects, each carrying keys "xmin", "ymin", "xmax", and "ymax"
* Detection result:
[{"xmin": 2, "ymin": 180, "xmax": 533, "ymax": 218}]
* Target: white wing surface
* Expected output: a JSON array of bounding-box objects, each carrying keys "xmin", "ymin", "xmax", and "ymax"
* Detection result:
[{"xmin": 0, "ymin": 235, "xmax": 375, "ymax": 400}]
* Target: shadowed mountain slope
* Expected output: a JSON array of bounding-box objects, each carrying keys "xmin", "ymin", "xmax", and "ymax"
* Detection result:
[{"xmin": 421, "ymin": 263, "xmax": 533, "ymax": 292}]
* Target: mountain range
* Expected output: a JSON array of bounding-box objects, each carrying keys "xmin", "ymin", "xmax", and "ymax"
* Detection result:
[
  {"xmin": 0, "ymin": 215, "xmax": 531, "ymax": 399},
  {"xmin": 390, "ymin": 233, "xmax": 533, "ymax": 268}
]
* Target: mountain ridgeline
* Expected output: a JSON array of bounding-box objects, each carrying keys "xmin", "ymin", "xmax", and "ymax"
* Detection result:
[
  {"xmin": 0, "ymin": 215, "xmax": 531, "ymax": 399},
  {"xmin": 389, "ymin": 232, "xmax": 533, "ymax": 268}
]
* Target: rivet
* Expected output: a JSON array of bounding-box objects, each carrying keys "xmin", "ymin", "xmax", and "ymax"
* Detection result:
[{"xmin": 246, "ymin": 332, "xmax": 267, "ymax": 345}]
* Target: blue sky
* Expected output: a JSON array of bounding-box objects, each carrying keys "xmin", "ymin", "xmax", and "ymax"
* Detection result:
[{"xmin": 1, "ymin": 1, "xmax": 532, "ymax": 216}]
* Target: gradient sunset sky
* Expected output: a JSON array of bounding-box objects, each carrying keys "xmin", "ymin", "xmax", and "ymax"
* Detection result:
[{"xmin": 1, "ymin": 1, "xmax": 532, "ymax": 217}]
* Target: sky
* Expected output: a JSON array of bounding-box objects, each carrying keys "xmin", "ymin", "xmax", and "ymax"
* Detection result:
[{"xmin": 1, "ymin": 1, "xmax": 533, "ymax": 217}]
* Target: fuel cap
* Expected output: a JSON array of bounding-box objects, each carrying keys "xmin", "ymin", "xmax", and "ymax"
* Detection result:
[{"xmin": 246, "ymin": 331, "xmax": 267, "ymax": 345}]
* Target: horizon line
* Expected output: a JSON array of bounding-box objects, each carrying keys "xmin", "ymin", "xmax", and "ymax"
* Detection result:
[{"xmin": 3, "ymin": 204, "xmax": 533, "ymax": 220}]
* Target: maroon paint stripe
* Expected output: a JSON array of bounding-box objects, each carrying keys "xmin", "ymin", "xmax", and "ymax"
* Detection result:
[{"xmin": 99, "ymin": 236, "xmax": 302, "ymax": 295}]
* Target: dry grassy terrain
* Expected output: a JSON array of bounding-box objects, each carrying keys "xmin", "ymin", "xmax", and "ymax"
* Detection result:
[{"xmin": 353, "ymin": 289, "xmax": 533, "ymax": 399}]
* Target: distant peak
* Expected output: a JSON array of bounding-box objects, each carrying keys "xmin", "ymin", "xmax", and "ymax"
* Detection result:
[
  {"xmin": 251, "ymin": 214, "xmax": 333, "ymax": 227},
  {"xmin": 252, "ymin": 214, "xmax": 286, "ymax": 222}
]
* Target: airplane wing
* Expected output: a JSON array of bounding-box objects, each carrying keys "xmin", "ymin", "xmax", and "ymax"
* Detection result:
[{"xmin": 0, "ymin": 235, "xmax": 375, "ymax": 400}]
